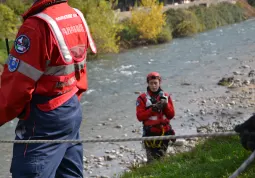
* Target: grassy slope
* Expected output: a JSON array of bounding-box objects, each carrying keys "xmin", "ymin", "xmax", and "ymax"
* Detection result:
[{"xmin": 120, "ymin": 136, "xmax": 255, "ymax": 178}]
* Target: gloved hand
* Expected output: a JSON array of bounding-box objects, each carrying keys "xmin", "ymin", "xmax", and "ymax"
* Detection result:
[
  {"xmin": 159, "ymin": 91, "xmax": 168, "ymax": 108},
  {"xmin": 151, "ymin": 102, "xmax": 163, "ymax": 112},
  {"xmin": 155, "ymin": 101, "xmax": 163, "ymax": 110},
  {"xmin": 160, "ymin": 99, "xmax": 167, "ymax": 109},
  {"xmin": 152, "ymin": 104, "xmax": 160, "ymax": 112},
  {"xmin": 234, "ymin": 115, "xmax": 255, "ymax": 151}
]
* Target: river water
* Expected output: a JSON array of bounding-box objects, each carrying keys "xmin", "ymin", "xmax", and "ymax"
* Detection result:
[{"xmin": 0, "ymin": 19, "xmax": 255, "ymax": 177}]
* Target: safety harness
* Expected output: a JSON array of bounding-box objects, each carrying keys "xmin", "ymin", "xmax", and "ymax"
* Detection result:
[{"xmin": 144, "ymin": 127, "xmax": 165, "ymax": 148}]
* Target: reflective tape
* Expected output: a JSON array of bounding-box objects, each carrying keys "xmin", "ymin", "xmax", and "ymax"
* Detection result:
[
  {"xmin": 44, "ymin": 59, "xmax": 86, "ymax": 76},
  {"xmin": 148, "ymin": 116, "xmax": 157, "ymax": 121},
  {"xmin": 18, "ymin": 60, "xmax": 43, "ymax": 81},
  {"xmin": 73, "ymin": 8, "xmax": 97, "ymax": 53},
  {"xmin": 33, "ymin": 13, "xmax": 72, "ymax": 63}
]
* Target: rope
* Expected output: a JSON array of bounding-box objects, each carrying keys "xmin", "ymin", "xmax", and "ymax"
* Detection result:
[
  {"xmin": 229, "ymin": 150, "xmax": 255, "ymax": 178},
  {"xmin": 0, "ymin": 131, "xmax": 237, "ymax": 144},
  {"xmin": 1, "ymin": 131, "xmax": 253, "ymax": 177}
]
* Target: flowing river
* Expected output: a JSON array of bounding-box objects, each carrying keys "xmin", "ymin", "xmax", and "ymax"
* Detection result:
[{"xmin": 0, "ymin": 18, "xmax": 255, "ymax": 178}]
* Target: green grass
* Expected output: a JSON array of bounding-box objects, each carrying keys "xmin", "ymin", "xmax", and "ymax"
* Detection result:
[{"xmin": 120, "ymin": 136, "xmax": 255, "ymax": 178}]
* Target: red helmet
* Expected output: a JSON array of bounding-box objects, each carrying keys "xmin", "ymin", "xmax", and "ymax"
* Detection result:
[{"xmin": 147, "ymin": 72, "xmax": 161, "ymax": 83}]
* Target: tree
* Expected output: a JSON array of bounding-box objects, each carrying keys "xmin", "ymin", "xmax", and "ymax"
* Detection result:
[
  {"xmin": 4, "ymin": 0, "xmax": 32, "ymax": 16},
  {"xmin": 131, "ymin": 0, "xmax": 166, "ymax": 40},
  {"xmin": 69, "ymin": 0, "xmax": 122, "ymax": 53},
  {"xmin": 0, "ymin": 4, "xmax": 20, "ymax": 39}
]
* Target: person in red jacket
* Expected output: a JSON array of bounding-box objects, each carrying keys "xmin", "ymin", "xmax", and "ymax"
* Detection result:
[
  {"xmin": 136, "ymin": 72, "xmax": 175, "ymax": 163},
  {"xmin": 0, "ymin": 0, "xmax": 96, "ymax": 177}
]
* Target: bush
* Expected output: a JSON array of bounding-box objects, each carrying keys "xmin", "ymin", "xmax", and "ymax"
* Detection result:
[
  {"xmin": 189, "ymin": 2, "xmax": 246, "ymax": 32},
  {"xmin": 156, "ymin": 24, "xmax": 172, "ymax": 43},
  {"xmin": 4, "ymin": 0, "xmax": 32, "ymax": 16},
  {"xmin": 0, "ymin": 0, "xmax": 251, "ymax": 58},
  {"xmin": 0, "ymin": 4, "xmax": 20, "ymax": 40},
  {"xmin": 165, "ymin": 8, "xmax": 200, "ymax": 37},
  {"xmin": 118, "ymin": 19, "xmax": 140, "ymax": 48},
  {"xmin": 69, "ymin": 0, "xmax": 122, "ymax": 54},
  {"xmin": 119, "ymin": 20, "xmax": 140, "ymax": 42},
  {"xmin": 210, "ymin": 3, "xmax": 245, "ymax": 25},
  {"xmin": 197, "ymin": 6, "xmax": 218, "ymax": 30},
  {"xmin": 227, "ymin": 3, "xmax": 246, "ymax": 22},
  {"xmin": 130, "ymin": 0, "xmax": 166, "ymax": 41}
]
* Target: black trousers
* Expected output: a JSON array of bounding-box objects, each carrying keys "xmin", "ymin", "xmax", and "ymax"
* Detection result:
[{"xmin": 142, "ymin": 128, "xmax": 174, "ymax": 163}]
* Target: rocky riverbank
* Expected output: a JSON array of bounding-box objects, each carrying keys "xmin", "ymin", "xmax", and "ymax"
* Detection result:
[
  {"xmin": 1, "ymin": 17, "xmax": 255, "ymax": 178},
  {"xmin": 80, "ymin": 60, "xmax": 255, "ymax": 178},
  {"xmin": 0, "ymin": 51, "xmax": 254, "ymax": 178}
]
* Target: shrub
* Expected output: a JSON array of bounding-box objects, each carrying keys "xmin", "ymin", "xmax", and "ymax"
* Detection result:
[
  {"xmin": 130, "ymin": 0, "xmax": 166, "ymax": 41},
  {"xmin": 4, "ymin": 0, "xmax": 32, "ymax": 16},
  {"xmin": 165, "ymin": 8, "xmax": 199, "ymax": 37},
  {"xmin": 69, "ymin": 0, "xmax": 122, "ymax": 54},
  {"xmin": 0, "ymin": 4, "xmax": 20, "ymax": 39},
  {"xmin": 189, "ymin": 3, "xmax": 246, "ymax": 32},
  {"xmin": 156, "ymin": 24, "xmax": 172, "ymax": 43},
  {"xmin": 118, "ymin": 19, "xmax": 140, "ymax": 48}
]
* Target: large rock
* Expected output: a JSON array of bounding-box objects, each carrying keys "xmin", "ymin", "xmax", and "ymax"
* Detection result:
[
  {"xmin": 218, "ymin": 77, "xmax": 234, "ymax": 86},
  {"xmin": 233, "ymin": 71, "xmax": 242, "ymax": 75},
  {"xmin": 248, "ymin": 70, "xmax": 255, "ymax": 77},
  {"xmin": 241, "ymin": 65, "xmax": 250, "ymax": 69},
  {"xmin": 173, "ymin": 139, "xmax": 187, "ymax": 146},
  {"xmin": 105, "ymin": 155, "xmax": 116, "ymax": 161},
  {"xmin": 251, "ymin": 79, "xmax": 255, "ymax": 84}
]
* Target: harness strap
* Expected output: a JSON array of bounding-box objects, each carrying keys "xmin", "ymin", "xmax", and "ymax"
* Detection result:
[{"xmin": 145, "ymin": 127, "xmax": 165, "ymax": 148}]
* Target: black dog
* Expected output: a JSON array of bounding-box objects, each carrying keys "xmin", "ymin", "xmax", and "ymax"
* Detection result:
[{"xmin": 234, "ymin": 114, "xmax": 255, "ymax": 151}]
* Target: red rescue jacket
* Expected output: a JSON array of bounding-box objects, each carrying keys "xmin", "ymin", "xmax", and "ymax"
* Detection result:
[
  {"xmin": 0, "ymin": 1, "xmax": 96, "ymax": 125},
  {"xmin": 136, "ymin": 89, "xmax": 175, "ymax": 133}
]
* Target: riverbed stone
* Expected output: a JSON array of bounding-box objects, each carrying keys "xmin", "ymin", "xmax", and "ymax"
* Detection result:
[{"xmin": 173, "ymin": 139, "xmax": 186, "ymax": 146}]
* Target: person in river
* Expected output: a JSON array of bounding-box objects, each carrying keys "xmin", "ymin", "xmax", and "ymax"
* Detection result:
[
  {"xmin": 136, "ymin": 72, "xmax": 176, "ymax": 163},
  {"xmin": 0, "ymin": 0, "xmax": 96, "ymax": 177}
]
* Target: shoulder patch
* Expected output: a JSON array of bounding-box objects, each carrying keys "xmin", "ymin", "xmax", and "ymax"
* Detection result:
[
  {"xmin": 14, "ymin": 35, "xmax": 30, "ymax": 54},
  {"xmin": 8, "ymin": 55, "xmax": 20, "ymax": 72},
  {"xmin": 136, "ymin": 100, "xmax": 140, "ymax": 106}
]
